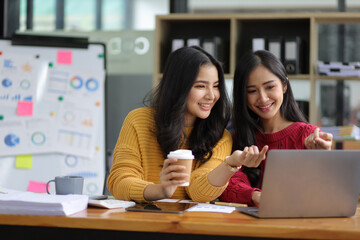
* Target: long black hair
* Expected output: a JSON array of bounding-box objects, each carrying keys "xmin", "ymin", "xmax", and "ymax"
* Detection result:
[
  {"xmin": 232, "ymin": 50, "xmax": 307, "ymax": 186},
  {"xmin": 150, "ymin": 46, "xmax": 231, "ymax": 163}
]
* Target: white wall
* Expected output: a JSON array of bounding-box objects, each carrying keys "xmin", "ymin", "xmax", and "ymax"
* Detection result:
[{"xmin": 132, "ymin": 0, "xmax": 169, "ymax": 30}]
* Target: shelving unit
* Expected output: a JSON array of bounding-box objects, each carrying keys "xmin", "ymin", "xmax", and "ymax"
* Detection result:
[{"xmin": 154, "ymin": 12, "xmax": 360, "ymax": 135}]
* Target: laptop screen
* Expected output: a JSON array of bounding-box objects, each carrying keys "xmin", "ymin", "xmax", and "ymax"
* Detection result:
[{"xmin": 238, "ymin": 150, "xmax": 360, "ymax": 218}]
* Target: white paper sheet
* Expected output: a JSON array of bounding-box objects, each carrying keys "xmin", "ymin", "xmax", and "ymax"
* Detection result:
[{"xmin": 186, "ymin": 203, "xmax": 235, "ymax": 213}]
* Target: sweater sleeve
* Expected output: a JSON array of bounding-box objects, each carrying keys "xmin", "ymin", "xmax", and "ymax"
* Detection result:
[
  {"xmin": 301, "ymin": 123, "xmax": 319, "ymax": 149},
  {"xmin": 107, "ymin": 109, "xmax": 153, "ymax": 203},
  {"xmin": 186, "ymin": 130, "xmax": 233, "ymax": 203},
  {"xmin": 219, "ymin": 169, "xmax": 261, "ymax": 206}
]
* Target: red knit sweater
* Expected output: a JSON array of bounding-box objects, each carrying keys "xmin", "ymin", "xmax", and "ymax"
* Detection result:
[{"xmin": 219, "ymin": 122, "xmax": 318, "ymax": 206}]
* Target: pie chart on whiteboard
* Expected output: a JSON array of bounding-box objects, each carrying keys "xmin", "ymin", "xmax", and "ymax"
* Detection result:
[
  {"xmin": 31, "ymin": 132, "xmax": 46, "ymax": 145},
  {"xmin": 4, "ymin": 134, "xmax": 20, "ymax": 147},
  {"xmin": 70, "ymin": 76, "xmax": 83, "ymax": 89}
]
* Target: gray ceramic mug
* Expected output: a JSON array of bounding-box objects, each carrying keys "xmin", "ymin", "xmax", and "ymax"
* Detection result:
[{"xmin": 46, "ymin": 176, "xmax": 84, "ymax": 195}]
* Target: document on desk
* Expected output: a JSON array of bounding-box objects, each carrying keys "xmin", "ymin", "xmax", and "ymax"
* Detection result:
[
  {"xmin": 0, "ymin": 186, "xmax": 88, "ymax": 216},
  {"xmin": 186, "ymin": 203, "xmax": 235, "ymax": 213},
  {"xmin": 156, "ymin": 198, "xmax": 180, "ymax": 203}
]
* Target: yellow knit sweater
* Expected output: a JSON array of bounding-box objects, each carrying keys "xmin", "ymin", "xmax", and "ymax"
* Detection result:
[{"xmin": 107, "ymin": 107, "xmax": 232, "ymax": 203}]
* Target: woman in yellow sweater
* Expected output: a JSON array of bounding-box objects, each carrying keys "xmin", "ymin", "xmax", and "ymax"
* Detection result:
[{"xmin": 107, "ymin": 46, "xmax": 267, "ymax": 203}]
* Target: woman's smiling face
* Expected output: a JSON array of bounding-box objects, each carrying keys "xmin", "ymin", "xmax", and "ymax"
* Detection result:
[
  {"xmin": 185, "ymin": 64, "xmax": 220, "ymax": 127},
  {"xmin": 246, "ymin": 64, "xmax": 287, "ymax": 122}
]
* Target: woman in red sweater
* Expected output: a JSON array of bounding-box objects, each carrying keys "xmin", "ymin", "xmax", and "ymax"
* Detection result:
[{"xmin": 219, "ymin": 50, "xmax": 333, "ymax": 206}]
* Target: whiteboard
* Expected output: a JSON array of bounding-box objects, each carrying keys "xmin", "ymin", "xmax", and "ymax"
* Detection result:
[{"xmin": 0, "ymin": 38, "xmax": 106, "ymax": 195}]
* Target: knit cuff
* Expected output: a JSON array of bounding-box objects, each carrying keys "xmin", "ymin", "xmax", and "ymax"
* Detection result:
[
  {"xmin": 247, "ymin": 188, "xmax": 261, "ymax": 206},
  {"xmin": 188, "ymin": 175, "xmax": 229, "ymax": 203},
  {"xmin": 129, "ymin": 180, "xmax": 153, "ymax": 203}
]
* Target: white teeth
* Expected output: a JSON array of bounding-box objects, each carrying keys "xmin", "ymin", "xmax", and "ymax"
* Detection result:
[
  {"xmin": 259, "ymin": 103, "xmax": 272, "ymax": 109},
  {"xmin": 200, "ymin": 104, "xmax": 211, "ymax": 107}
]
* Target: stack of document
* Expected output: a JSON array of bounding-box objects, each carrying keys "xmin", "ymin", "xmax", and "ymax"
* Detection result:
[
  {"xmin": 0, "ymin": 187, "xmax": 88, "ymax": 216},
  {"xmin": 320, "ymin": 125, "xmax": 360, "ymax": 141},
  {"xmin": 318, "ymin": 61, "xmax": 360, "ymax": 76}
]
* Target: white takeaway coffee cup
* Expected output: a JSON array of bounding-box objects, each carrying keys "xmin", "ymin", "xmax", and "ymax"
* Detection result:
[{"xmin": 167, "ymin": 149, "xmax": 194, "ymax": 186}]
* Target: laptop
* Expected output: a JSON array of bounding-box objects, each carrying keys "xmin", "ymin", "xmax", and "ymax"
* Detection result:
[{"xmin": 237, "ymin": 150, "xmax": 360, "ymax": 218}]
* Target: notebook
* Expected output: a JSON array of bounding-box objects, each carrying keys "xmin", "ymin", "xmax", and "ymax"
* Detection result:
[
  {"xmin": 237, "ymin": 150, "xmax": 360, "ymax": 218},
  {"xmin": 0, "ymin": 186, "xmax": 88, "ymax": 216}
]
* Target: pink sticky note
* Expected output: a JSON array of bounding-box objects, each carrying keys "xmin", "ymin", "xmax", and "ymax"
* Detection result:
[
  {"xmin": 57, "ymin": 50, "xmax": 73, "ymax": 65},
  {"xmin": 17, "ymin": 101, "xmax": 33, "ymax": 116},
  {"xmin": 28, "ymin": 180, "xmax": 47, "ymax": 193}
]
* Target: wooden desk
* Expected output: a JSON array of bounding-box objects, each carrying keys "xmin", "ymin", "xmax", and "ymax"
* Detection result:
[{"xmin": 1, "ymin": 206, "xmax": 360, "ymax": 240}]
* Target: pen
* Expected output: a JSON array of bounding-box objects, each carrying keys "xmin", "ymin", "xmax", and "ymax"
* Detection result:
[{"xmin": 211, "ymin": 201, "xmax": 247, "ymax": 208}]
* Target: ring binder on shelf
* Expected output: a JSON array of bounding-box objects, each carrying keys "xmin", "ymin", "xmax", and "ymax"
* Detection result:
[
  {"xmin": 202, "ymin": 36, "xmax": 224, "ymax": 62},
  {"xmin": 252, "ymin": 38, "xmax": 266, "ymax": 52},
  {"xmin": 186, "ymin": 38, "xmax": 201, "ymax": 47},
  {"xmin": 284, "ymin": 37, "xmax": 302, "ymax": 74},
  {"xmin": 171, "ymin": 39, "xmax": 185, "ymax": 52},
  {"xmin": 267, "ymin": 37, "xmax": 283, "ymax": 62},
  {"xmin": 202, "ymin": 38, "xmax": 215, "ymax": 56}
]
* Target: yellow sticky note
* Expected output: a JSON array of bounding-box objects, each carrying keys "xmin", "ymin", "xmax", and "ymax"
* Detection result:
[{"xmin": 16, "ymin": 155, "xmax": 33, "ymax": 169}]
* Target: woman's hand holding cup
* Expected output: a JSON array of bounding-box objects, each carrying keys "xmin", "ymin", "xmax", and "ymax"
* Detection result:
[{"xmin": 159, "ymin": 150, "xmax": 194, "ymax": 198}]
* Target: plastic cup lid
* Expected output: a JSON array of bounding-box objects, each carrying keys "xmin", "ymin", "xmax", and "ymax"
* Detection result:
[{"xmin": 167, "ymin": 149, "xmax": 194, "ymax": 159}]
